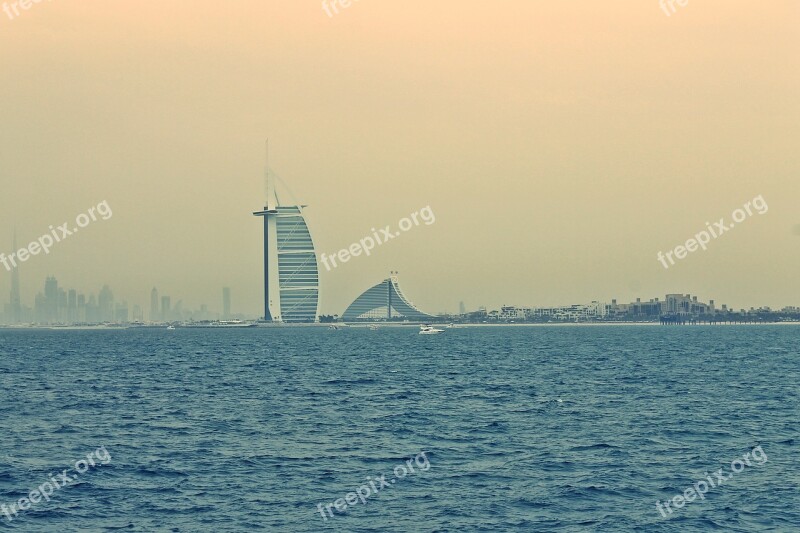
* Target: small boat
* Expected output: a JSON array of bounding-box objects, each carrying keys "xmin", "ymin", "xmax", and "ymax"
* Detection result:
[
  {"xmin": 419, "ymin": 325, "xmax": 444, "ymax": 335},
  {"xmin": 328, "ymin": 325, "xmax": 339, "ymax": 330},
  {"xmin": 368, "ymin": 325, "xmax": 379, "ymax": 330},
  {"xmin": 166, "ymin": 325, "xmax": 176, "ymax": 330}
]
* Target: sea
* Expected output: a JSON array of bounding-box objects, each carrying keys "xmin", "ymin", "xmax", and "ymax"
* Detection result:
[{"xmin": 0, "ymin": 325, "xmax": 797, "ymax": 532}]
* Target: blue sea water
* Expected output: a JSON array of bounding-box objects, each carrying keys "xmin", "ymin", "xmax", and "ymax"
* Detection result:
[{"xmin": 0, "ymin": 325, "xmax": 798, "ymax": 532}]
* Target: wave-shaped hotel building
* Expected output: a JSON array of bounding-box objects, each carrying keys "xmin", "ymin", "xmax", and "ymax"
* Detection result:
[{"xmin": 342, "ymin": 274, "xmax": 435, "ymax": 322}]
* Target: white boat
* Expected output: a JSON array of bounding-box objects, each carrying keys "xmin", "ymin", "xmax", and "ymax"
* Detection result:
[
  {"xmin": 419, "ymin": 325, "xmax": 444, "ymax": 335},
  {"xmin": 368, "ymin": 325, "xmax": 379, "ymax": 330},
  {"xmin": 166, "ymin": 325, "xmax": 176, "ymax": 330}
]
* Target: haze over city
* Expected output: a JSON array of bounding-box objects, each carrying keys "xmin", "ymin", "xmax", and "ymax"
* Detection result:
[
  {"xmin": 1, "ymin": 0, "xmax": 798, "ymax": 317},
  {"xmin": 2, "ymin": 3, "xmax": 799, "ymax": 531}
]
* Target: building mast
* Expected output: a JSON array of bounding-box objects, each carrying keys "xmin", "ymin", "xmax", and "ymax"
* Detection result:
[
  {"xmin": 10, "ymin": 228, "xmax": 22, "ymax": 323},
  {"xmin": 265, "ymin": 139, "xmax": 275, "ymax": 211}
]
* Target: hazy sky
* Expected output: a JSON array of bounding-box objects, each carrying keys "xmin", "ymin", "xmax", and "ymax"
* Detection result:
[{"xmin": 0, "ymin": 1, "xmax": 798, "ymax": 316}]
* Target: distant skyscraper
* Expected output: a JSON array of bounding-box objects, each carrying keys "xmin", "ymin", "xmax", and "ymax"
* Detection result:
[
  {"xmin": 68, "ymin": 289, "xmax": 77, "ymax": 323},
  {"xmin": 9, "ymin": 230, "xmax": 22, "ymax": 323},
  {"xmin": 150, "ymin": 288, "xmax": 159, "ymax": 322},
  {"xmin": 459, "ymin": 301, "xmax": 466, "ymax": 315},
  {"xmin": 44, "ymin": 276, "xmax": 58, "ymax": 323},
  {"xmin": 58, "ymin": 288, "xmax": 67, "ymax": 322},
  {"xmin": 253, "ymin": 143, "xmax": 320, "ymax": 323},
  {"xmin": 77, "ymin": 293, "xmax": 86, "ymax": 322},
  {"xmin": 99, "ymin": 285, "xmax": 114, "ymax": 322},
  {"xmin": 222, "ymin": 287, "xmax": 231, "ymax": 319}
]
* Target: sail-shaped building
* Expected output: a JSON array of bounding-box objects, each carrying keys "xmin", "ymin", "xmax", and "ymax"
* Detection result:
[{"xmin": 253, "ymin": 145, "xmax": 321, "ymax": 323}]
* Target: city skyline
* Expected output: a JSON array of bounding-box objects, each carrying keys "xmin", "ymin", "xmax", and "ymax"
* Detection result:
[
  {"xmin": 1, "ymin": 273, "xmax": 244, "ymax": 324},
  {"xmin": 0, "ymin": 2, "xmax": 798, "ymax": 316},
  {"xmin": 4, "ymin": 265, "xmax": 800, "ymax": 325}
]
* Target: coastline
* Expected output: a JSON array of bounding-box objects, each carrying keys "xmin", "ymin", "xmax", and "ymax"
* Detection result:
[{"xmin": 2, "ymin": 321, "xmax": 799, "ymax": 331}]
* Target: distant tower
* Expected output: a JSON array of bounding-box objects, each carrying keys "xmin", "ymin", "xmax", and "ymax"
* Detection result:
[
  {"xmin": 253, "ymin": 142, "xmax": 321, "ymax": 322},
  {"xmin": 150, "ymin": 288, "xmax": 159, "ymax": 322},
  {"xmin": 44, "ymin": 276, "xmax": 58, "ymax": 324},
  {"xmin": 222, "ymin": 287, "xmax": 231, "ymax": 319},
  {"xmin": 99, "ymin": 285, "xmax": 114, "ymax": 322},
  {"xmin": 459, "ymin": 301, "xmax": 466, "ymax": 315},
  {"xmin": 68, "ymin": 289, "xmax": 77, "ymax": 324},
  {"xmin": 9, "ymin": 230, "xmax": 22, "ymax": 323},
  {"xmin": 57, "ymin": 288, "xmax": 67, "ymax": 322},
  {"xmin": 77, "ymin": 293, "xmax": 86, "ymax": 322}
]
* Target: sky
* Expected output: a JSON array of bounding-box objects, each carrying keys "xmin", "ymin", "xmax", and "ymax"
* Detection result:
[{"xmin": 0, "ymin": 0, "xmax": 798, "ymax": 317}]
